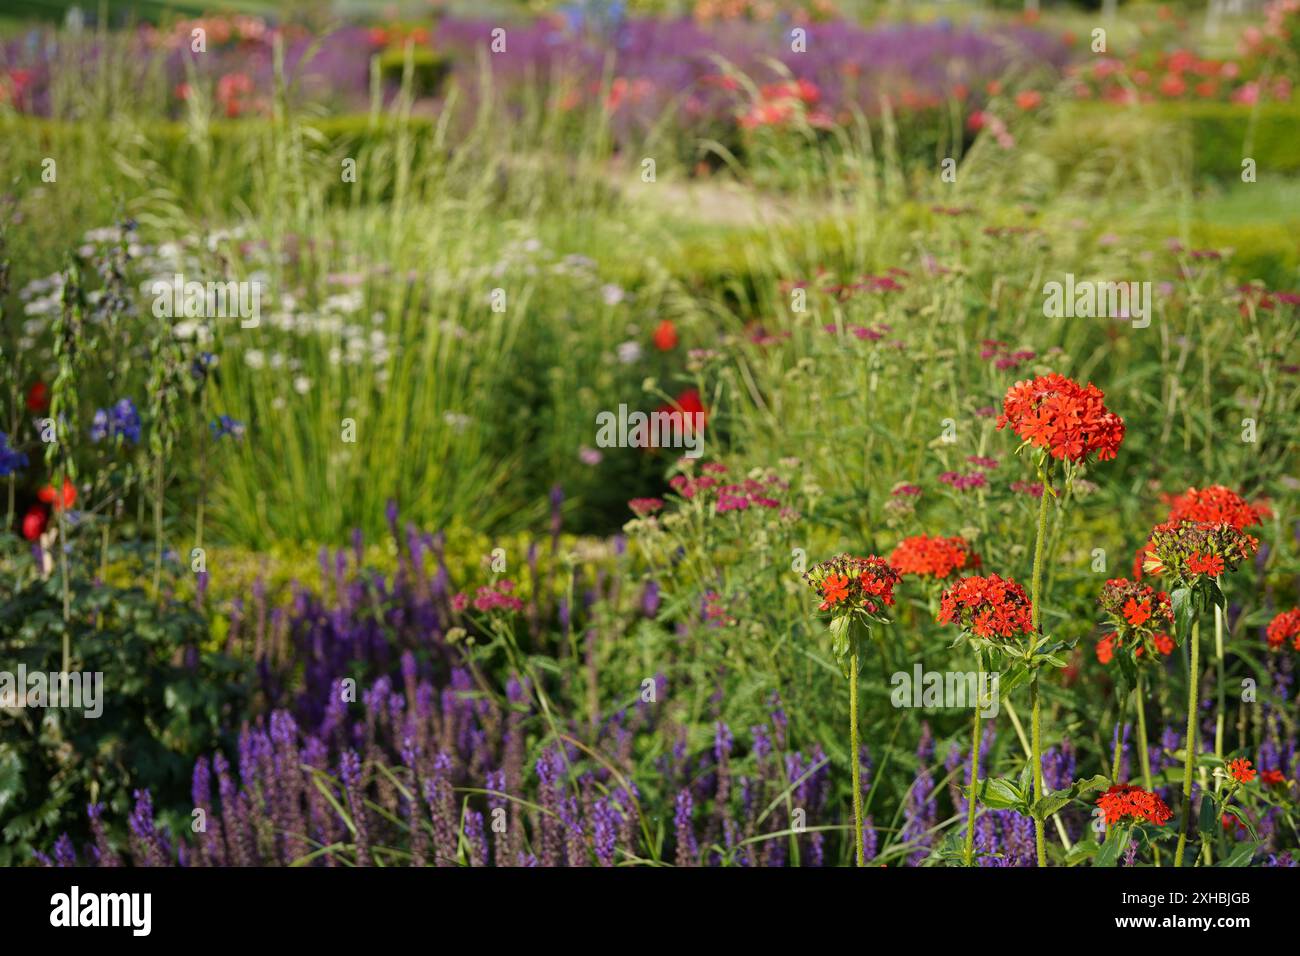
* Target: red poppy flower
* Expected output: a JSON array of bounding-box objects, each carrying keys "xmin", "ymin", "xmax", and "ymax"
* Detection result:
[
  {"xmin": 37, "ymin": 478, "xmax": 77, "ymax": 511},
  {"xmin": 21, "ymin": 504, "xmax": 47, "ymax": 541},
  {"xmin": 26, "ymin": 382, "xmax": 49, "ymax": 413},
  {"xmin": 648, "ymin": 389, "xmax": 707, "ymax": 451},
  {"xmin": 652, "ymin": 320, "xmax": 678, "ymax": 351}
]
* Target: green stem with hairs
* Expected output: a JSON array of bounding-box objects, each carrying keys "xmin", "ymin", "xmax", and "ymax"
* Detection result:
[
  {"xmin": 152, "ymin": 452, "xmax": 164, "ymax": 601},
  {"xmin": 1135, "ymin": 674, "xmax": 1153, "ymax": 792},
  {"xmin": 1135, "ymin": 671, "xmax": 1161, "ymax": 866},
  {"xmin": 964, "ymin": 649, "xmax": 984, "ymax": 867},
  {"xmin": 1028, "ymin": 477, "xmax": 1050, "ymax": 867},
  {"xmin": 1213, "ymin": 579, "xmax": 1225, "ymax": 794},
  {"xmin": 1175, "ymin": 617, "xmax": 1201, "ymax": 868},
  {"xmin": 1111, "ymin": 688, "xmax": 1129, "ymax": 784},
  {"xmin": 850, "ymin": 648, "xmax": 864, "ymax": 867}
]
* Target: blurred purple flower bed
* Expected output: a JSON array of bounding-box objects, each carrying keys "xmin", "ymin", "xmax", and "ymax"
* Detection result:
[{"xmin": 2, "ymin": 14, "xmax": 1072, "ymax": 139}]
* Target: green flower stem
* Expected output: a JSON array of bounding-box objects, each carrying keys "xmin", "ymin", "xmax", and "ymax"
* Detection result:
[
  {"xmin": 152, "ymin": 453, "xmax": 164, "ymax": 601},
  {"xmin": 1135, "ymin": 671, "xmax": 1161, "ymax": 867},
  {"xmin": 1135, "ymin": 673, "xmax": 1153, "ymax": 791},
  {"xmin": 1111, "ymin": 688, "xmax": 1129, "ymax": 784},
  {"xmin": 964, "ymin": 649, "xmax": 983, "ymax": 867},
  {"xmin": 1212, "ymin": 579, "xmax": 1225, "ymax": 794},
  {"xmin": 1028, "ymin": 477, "xmax": 1050, "ymax": 867},
  {"xmin": 849, "ymin": 648, "xmax": 864, "ymax": 867},
  {"xmin": 1174, "ymin": 616, "xmax": 1201, "ymax": 868}
]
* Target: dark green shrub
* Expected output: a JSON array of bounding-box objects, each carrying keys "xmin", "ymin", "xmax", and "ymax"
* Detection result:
[
  {"xmin": 0, "ymin": 544, "xmax": 250, "ymax": 865},
  {"xmin": 376, "ymin": 46, "xmax": 454, "ymax": 98}
]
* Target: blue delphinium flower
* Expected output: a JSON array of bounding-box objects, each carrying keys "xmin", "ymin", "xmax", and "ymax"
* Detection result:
[
  {"xmin": 0, "ymin": 431, "xmax": 28, "ymax": 476},
  {"xmin": 89, "ymin": 398, "xmax": 141, "ymax": 445},
  {"xmin": 210, "ymin": 415, "xmax": 245, "ymax": 440}
]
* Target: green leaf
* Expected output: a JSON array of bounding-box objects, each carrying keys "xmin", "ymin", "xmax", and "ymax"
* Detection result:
[
  {"xmin": 1170, "ymin": 587, "xmax": 1195, "ymax": 641},
  {"xmin": 1031, "ymin": 792, "xmax": 1073, "ymax": 821},
  {"xmin": 1030, "ymin": 774, "xmax": 1110, "ymax": 821},
  {"xmin": 967, "ymin": 776, "xmax": 1023, "ymax": 811},
  {"xmin": 1018, "ymin": 760, "xmax": 1033, "ymax": 796},
  {"xmin": 1065, "ymin": 842, "xmax": 1099, "ymax": 866},
  {"xmin": 999, "ymin": 663, "xmax": 1031, "ymax": 696},
  {"xmin": 1095, "ymin": 826, "xmax": 1129, "ymax": 868},
  {"xmin": 1217, "ymin": 841, "xmax": 1259, "ymax": 867},
  {"xmin": 1221, "ymin": 805, "xmax": 1259, "ymax": 841},
  {"xmin": 1197, "ymin": 795, "xmax": 1217, "ymax": 837}
]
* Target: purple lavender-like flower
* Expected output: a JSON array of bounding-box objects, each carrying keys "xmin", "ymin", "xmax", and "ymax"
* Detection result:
[
  {"xmin": 339, "ymin": 750, "xmax": 371, "ymax": 867},
  {"xmin": 591, "ymin": 797, "xmax": 622, "ymax": 867},
  {"xmin": 900, "ymin": 723, "xmax": 937, "ymax": 865},
  {"xmin": 52, "ymin": 833, "xmax": 77, "ymax": 867},
  {"xmin": 464, "ymin": 810, "xmax": 489, "ymax": 867},
  {"xmin": 674, "ymin": 788, "xmax": 698, "ymax": 867},
  {"xmin": 424, "ymin": 751, "xmax": 457, "ymax": 867},
  {"xmin": 127, "ymin": 790, "xmax": 168, "ymax": 867},
  {"xmin": 641, "ymin": 579, "xmax": 660, "ymax": 617}
]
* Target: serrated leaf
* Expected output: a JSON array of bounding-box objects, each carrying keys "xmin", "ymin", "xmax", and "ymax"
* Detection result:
[{"xmin": 966, "ymin": 776, "xmax": 1023, "ymax": 811}]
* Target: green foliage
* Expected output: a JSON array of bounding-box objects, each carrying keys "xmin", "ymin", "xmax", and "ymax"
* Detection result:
[
  {"xmin": 0, "ymin": 542, "xmax": 251, "ymax": 865},
  {"xmin": 375, "ymin": 47, "xmax": 453, "ymax": 98}
]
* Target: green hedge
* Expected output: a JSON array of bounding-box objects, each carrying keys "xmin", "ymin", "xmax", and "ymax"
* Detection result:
[{"xmin": 1057, "ymin": 100, "xmax": 1300, "ymax": 179}]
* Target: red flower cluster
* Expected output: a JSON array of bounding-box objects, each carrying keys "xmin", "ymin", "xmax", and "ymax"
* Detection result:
[
  {"xmin": 667, "ymin": 462, "xmax": 790, "ymax": 515},
  {"xmin": 738, "ymin": 77, "xmax": 832, "ymax": 130},
  {"xmin": 1096, "ymin": 785, "xmax": 1173, "ymax": 826},
  {"xmin": 452, "ymin": 580, "xmax": 524, "ymax": 615},
  {"xmin": 627, "ymin": 497, "xmax": 664, "ymax": 517},
  {"xmin": 889, "ymin": 534, "xmax": 980, "ymax": 580},
  {"xmin": 804, "ymin": 554, "xmax": 900, "ymax": 616},
  {"xmin": 937, "ymin": 573, "xmax": 1035, "ymax": 641},
  {"xmin": 1266, "ymin": 609, "xmax": 1300, "ymax": 651},
  {"xmin": 1227, "ymin": 758, "xmax": 1256, "ymax": 784},
  {"xmin": 1099, "ymin": 578, "xmax": 1173, "ymax": 627},
  {"xmin": 1096, "ymin": 631, "xmax": 1174, "ymax": 664},
  {"xmin": 1260, "ymin": 769, "xmax": 1286, "ymax": 787},
  {"xmin": 996, "ymin": 373, "xmax": 1125, "ymax": 464},
  {"xmin": 1096, "ymin": 578, "xmax": 1174, "ymax": 665},
  {"xmin": 1142, "ymin": 519, "xmax": 1258, "ymax": 582},
  {"xmin": 667, "ymin": 460, "xmax": 729, "ymax": 499},
  {"xmin": 1164, "ymin": 485, "xmax": 1269, "ymax": 531}
]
